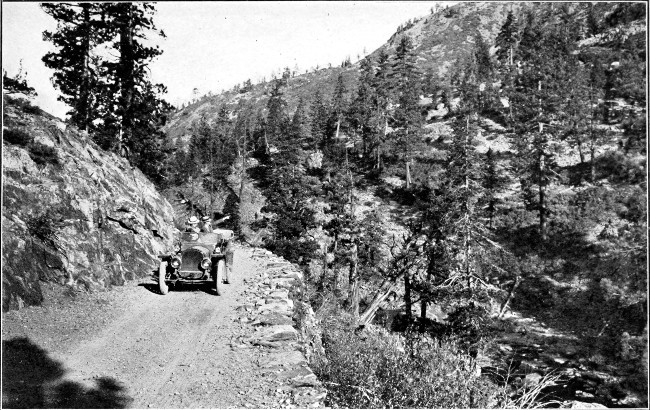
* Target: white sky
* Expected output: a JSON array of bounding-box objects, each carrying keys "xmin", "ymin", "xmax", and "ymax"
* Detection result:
[{"xmin": 2, "ymin": 1, "xmax": 440, "ymax": 119}]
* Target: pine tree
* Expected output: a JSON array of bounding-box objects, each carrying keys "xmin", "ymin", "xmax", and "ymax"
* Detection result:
[
  {"xmin": 391, "ymin": 35, "xmax": 422, "ymax": 189},
  {"xmin": 265, "ymin": 78, "xmax": 289, "ymax": 160},
  {"xmin": 494, "ymin": 10, "xmax": 519, "ymax": 66},
  {"xmin": 290, "ymin": 97, "xmax": 313, "ymax": 150},
  {"xmin": 331, "ymin": 73, "xmax": 348, "ymax": 141},
  {"xmin": 41, "ymin": 3, "xmax": 111, "ymax": 131},
  {"xmin": 373, "ymin": 49, "xmax": 392, "ymax": 170},
  {"xmin": 348, "ymin": 57, "xmax": 379, "ymax": 163},
  {"xmin": 94, "ymin": 3, "xmax": 167, "ymax": 155},
  {"xmin": 310, "ymin": 89, "xmax": 331, "ymax": 148},
  {"xmin": 473, "ymin": 31, "xmax": 493, "ymax": 80}
]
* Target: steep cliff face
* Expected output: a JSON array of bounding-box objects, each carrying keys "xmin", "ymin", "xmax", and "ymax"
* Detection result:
[{"xmin": 2, "ymin": 92, "xmax": 177, "ymax": 311}]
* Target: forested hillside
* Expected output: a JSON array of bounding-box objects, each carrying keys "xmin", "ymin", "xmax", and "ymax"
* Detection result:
[
  {"xmin": 160, "ymin": 2, "xmax": 647, "ymax": 408},
  {"xmin": 5, "ymin": 1, "xmax": 645, "ymax": 408}
]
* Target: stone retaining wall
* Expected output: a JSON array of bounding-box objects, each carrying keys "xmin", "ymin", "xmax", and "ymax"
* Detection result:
[{"xmin": 234, "ymin": 246, "xmax": 326, "ymax": 408}]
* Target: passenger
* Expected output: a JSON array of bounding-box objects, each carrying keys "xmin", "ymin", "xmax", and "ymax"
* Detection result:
[
  {"xmin": 200, "ymin": 216, "xmax": 213, "ymax": 233},
  {"xmin": 185, "ymin": 215, "xmax": 200, "ymax": 233}
]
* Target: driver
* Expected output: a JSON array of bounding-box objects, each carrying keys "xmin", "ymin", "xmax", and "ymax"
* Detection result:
[{"xmin": 185, "ymin": 216, "xmax": 200, "ymax": 233}]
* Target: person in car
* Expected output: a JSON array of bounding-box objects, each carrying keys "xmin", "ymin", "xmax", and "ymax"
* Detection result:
[
  {"xmin": 185, "ymin": 215, "xmax": 200, "ymax": 233},
  {"xmin": 200, "ymin": 216, "xmax": 213, "ymax": 233},
  {"xmin": 198, "ymin": 215, "xmax": 231, "ymax": 233}
]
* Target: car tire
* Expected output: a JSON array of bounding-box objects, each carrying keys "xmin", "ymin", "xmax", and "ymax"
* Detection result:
[
  {"xmin": 215, "ymin": 260, "xmax": 225, "ymax": 296},
  {"xmin": 159, "ymin": 261, "xmax": 169, "ymax": 295}
]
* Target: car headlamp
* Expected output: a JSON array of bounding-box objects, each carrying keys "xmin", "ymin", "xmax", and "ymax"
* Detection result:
[
  {"xmin": 171, "ymin": 257, "xmax": 181, "ymax": 269},
  {"xmin": 200, "ymin": 258, "xmax": 212, "ymax": 270}
]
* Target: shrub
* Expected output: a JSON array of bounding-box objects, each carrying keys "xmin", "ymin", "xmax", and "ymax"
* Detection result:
[
  {"xmin": 595, "ymin": 150, "xmax": 645, "ymax": 184},
  {"xmin": 26, "ymin": 211, "xmax": 61, "ymax": 252},
  {"xmin": 28, "ymin": 143, "xmax": 60, "ymax": 167},
  {"xmin": 3, "ymin": 68, "xmax": 37, "ymax": 96},
  {"xmin": 312, "ymin": 314, "xmax": 496, "ymax": 408},
  {"xmin": 267, "ymin": 238, "xmax": 318, "ymax": 265},
  {"xmin": 3, "ymin": 128, "xmax": 33, "ymax": 146}
]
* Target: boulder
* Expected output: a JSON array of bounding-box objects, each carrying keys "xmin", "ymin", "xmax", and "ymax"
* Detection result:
[
  {"xmin": 568, "ymin": 401, "xmax": 607, "ymax": 408},
  {"xmin": 255, "ymin": 324, "xmax": 298, "ymax": 342}
]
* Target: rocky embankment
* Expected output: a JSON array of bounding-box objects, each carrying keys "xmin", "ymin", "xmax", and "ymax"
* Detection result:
[
  {"xmin": 233, "ymin": 247, "xmax": 327, "ymax": 409},
  {"xmin": 2, "ymin": 92, "xmax": 176, "ymax": 311}
]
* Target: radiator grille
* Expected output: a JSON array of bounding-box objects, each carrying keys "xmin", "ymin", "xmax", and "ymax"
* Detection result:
[{"xmin": 179, "ymin": 247, "xmax": 207, "ymax": 279}]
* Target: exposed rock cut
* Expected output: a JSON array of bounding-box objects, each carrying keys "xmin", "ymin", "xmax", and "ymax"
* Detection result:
[{"xmin": 2, "ymin": 92, "xmax": 177, "ymax": 311}]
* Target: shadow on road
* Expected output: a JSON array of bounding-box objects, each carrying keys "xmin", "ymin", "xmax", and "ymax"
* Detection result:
[
  {"xmin": 2, "ymin": 337, "xmax": 132, "ymax": 408},
  {"xmin": 138, "ymin": 280, "xmax": 215, "ymax": 295}
]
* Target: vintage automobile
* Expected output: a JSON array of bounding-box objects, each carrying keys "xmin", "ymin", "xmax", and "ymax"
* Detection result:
[{"xmin": 157, "ymin": 229, "xmax": 234, "ymax": 295}]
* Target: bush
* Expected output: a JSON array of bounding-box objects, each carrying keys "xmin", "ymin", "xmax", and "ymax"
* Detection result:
[
  {"xmin": 26, "ymin": 211, "xmax": 61, "ymax": 252},
  {"xmin": 3, "ymin": 128, "xmax": 33, "ymax": 146},
  {"xmin": 312, "ymin": 314, "xmax": 496, "ymax": 408},
  {"xmin": 28, "ymin": 143, "xmax": 60, "ymax": 167},
  {"xmin": 267, "ymin": 238, "xmax": 318, "ymax": 265},
  {"xmin": 596, "ymin": 150, "xmax": 645, "ymax": 184}
]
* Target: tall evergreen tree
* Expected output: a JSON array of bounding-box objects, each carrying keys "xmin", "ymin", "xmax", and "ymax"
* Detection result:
[
  {"xmin": 473, "ymin": 31, "xmax": 493, "ymax": 79},
  {"xmin": 349, "ymin": 57, "xmax": 379, "ymax": 163},
  {"xmin": 41, "ymin": 3, "xmax": 111, "ymax": 131},
  {"xmin": 310, "ymin": 89, "xmax": 331, "ymax": 148},
  {"xmin": 96, "ymin": 3, "xmax": 167, "ymax": 155},
  {"xmin": 391, "ymin": 35, "xmax": 422, "ymax": 189},
  {"xmin": 291, "ymin": 97, "xmax": 313, "ymax": 149},
  {"xmin": 494, "ymin": 10, "xmax": 519, "ymax": 66},
  {"xmin": 331, "ymin": 73, "xmax": 348, "ymax": 141},
  {"xmin": 373, "ymin": 49, "xmax": 392, "ymax": 170},
  {"xmin": 265, "ymin": 78, "xmax": 290, "ymax": 162}
]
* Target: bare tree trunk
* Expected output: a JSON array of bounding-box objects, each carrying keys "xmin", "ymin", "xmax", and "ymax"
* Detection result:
[
  {"xmin": 590, "ymin": 144, "xmax": 597, "ymax": 182},
  {"xmin": 577, "ymin": 140, "xmax": 585, "ymax": 164},
  {"xmin": 405, "ymin": 161, "xmax": 412, "ymax": 189},
  {"xmin": 359, "ymin": 282, "xmax": 396, "ymax": 327},
  {"xmin": 464, "ymin": 115, "xmax": 472, "ymax": 294},
  {"xmin": 538, "ymin": 149, "xmax": 547, "ymax": 242},
  {"xmin": 404, "ymin": 272, "xmax": 412, "ymax": 321},
  {"xmin": 118, "ymin": 4, "xmax": 135, "ymax": 154},
  {"xmin": 347, "ymin": 243, "xmax": 359, "ymax": 317},
  {"xmin": 498, "ymin": 276, "xmax": 521, "ymax": 319},
  {"xmin": 421, "ymin": 246, "xmax": 434, "ymax": 319},
  {"xmin": 335, "ymin": 118, "xmax": 341, "ymax": 140},
  {"xmin": 79, "ymin": 4, "xmax": 92, "ymax": 131}
]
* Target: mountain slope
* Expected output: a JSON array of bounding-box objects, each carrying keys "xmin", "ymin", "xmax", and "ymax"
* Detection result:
[{"xmin": 163, "ymin": 2, "xmax": 522, "ymax": 141}]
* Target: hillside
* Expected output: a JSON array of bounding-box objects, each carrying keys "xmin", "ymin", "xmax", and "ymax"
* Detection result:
[
  {"xmin": 164, "ymin": 2, "xmax": 525, "ymax": 142},
  {"xmin": 157, "ymin": 2, "xmax": 647, "ymax": 408},
  {"xmin": 2, "ymin": 91, "xmax": 177, "ymax": 311}
]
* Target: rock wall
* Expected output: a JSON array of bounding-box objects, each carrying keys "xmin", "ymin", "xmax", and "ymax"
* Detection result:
[
  {"xmin": 2, "ymin": 92, "xmax": 177, "ymax": 311},
  {"xmin": 233, "ymin": 246, "xmax": 327, "ymax": 408}
]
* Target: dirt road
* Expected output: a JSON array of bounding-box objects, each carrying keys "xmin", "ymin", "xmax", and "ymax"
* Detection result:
[{"xmin": 2, "ymin": 246, "xmax": 323, "ymax": 408}]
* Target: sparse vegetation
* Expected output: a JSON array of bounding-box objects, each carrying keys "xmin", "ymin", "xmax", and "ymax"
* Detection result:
[
  {"xmin": 28, "ymin": 142, "xmax": 61, "ymax": 167},
  {"xmin": 3, "ymin": 128, "xmax": 33, "ymax": 146},
  {"xmin": 313, "ymin": 314, "xmax": 496, "ymax": 408}
]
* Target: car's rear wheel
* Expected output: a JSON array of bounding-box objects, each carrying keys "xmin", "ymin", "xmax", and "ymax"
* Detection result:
[
  {"xmin": 214, "ymin": 260, "xmax": 225, "ymax": 296},
  {"xmin": 159, "ymin": 261, "xmax": 169, "ymax": 295}
]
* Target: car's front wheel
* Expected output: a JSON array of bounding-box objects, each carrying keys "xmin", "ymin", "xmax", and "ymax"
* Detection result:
[
  {"xmin": 214, "ymin": 260, "xmax": 225, "ymax": 296},
  {"xmin": 159, "ymin": 261, "xmax": 169, "ymax": 295}
]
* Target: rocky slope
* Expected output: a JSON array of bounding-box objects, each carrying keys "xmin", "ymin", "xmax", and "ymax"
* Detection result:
[{"xmin": 2, "ymin": 91, "xmax": 177, "ymax": 311}]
